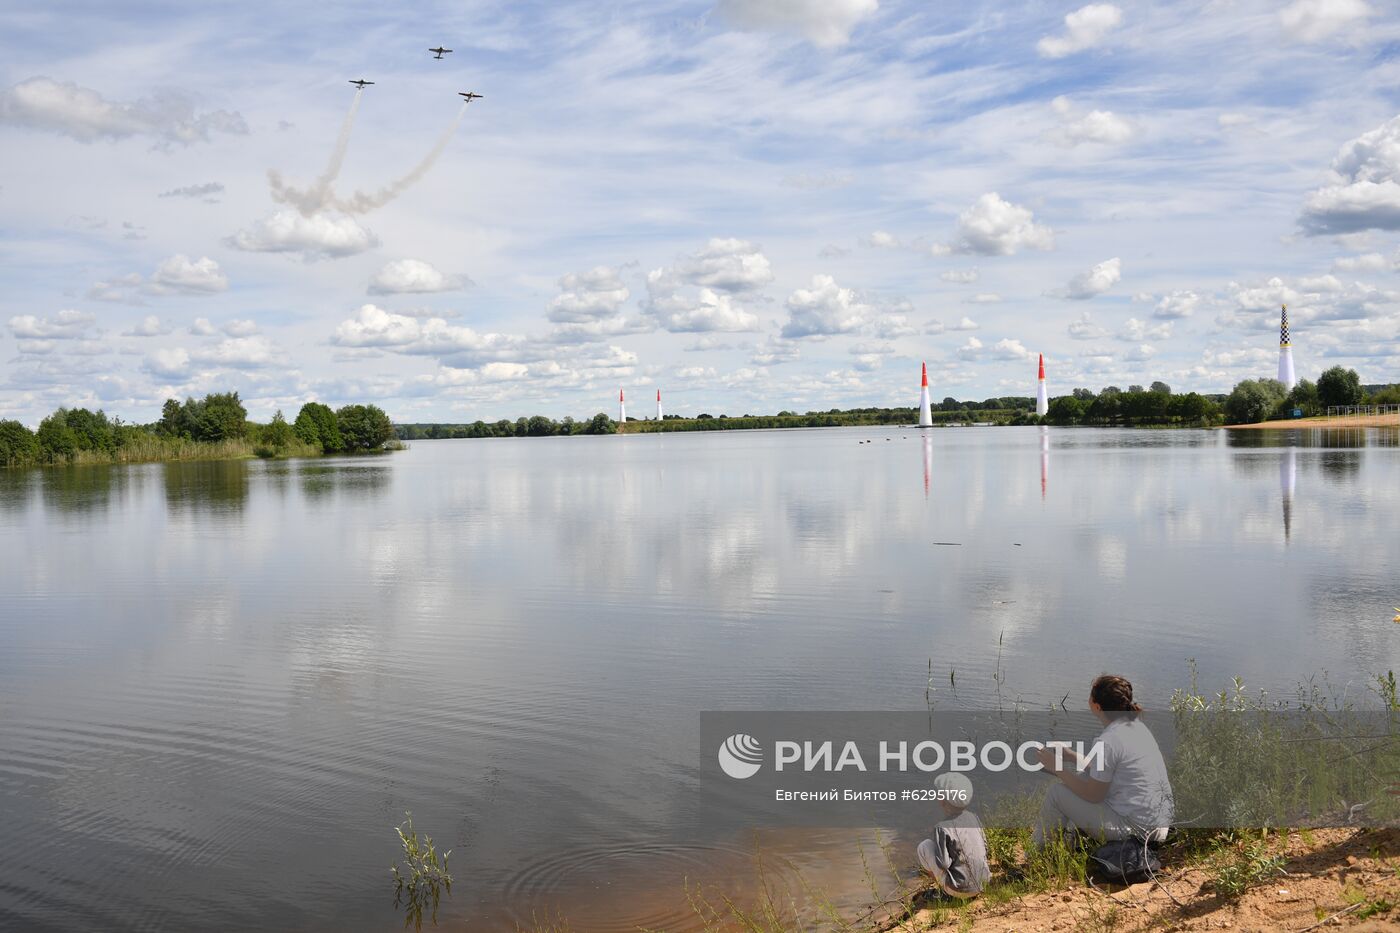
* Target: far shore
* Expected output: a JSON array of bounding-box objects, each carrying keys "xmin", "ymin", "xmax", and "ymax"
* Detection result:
[{"xmin": 1226, "ymin": 413, "xmax": 1400, "ymax": 430}]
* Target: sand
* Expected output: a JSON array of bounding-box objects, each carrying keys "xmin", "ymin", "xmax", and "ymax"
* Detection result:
[
  {"xmin": 880, "ymin": 828, "xmax": 1400, "ymax": 933},
  {"xmin": 1227, "ymin": 414, "xmax": 1400, "ymax": 430}
]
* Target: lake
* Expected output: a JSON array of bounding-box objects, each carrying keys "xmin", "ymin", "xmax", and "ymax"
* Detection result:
[{"xmin": 1, "ymin": 425, "xmax": 1398, "ymax": 931}]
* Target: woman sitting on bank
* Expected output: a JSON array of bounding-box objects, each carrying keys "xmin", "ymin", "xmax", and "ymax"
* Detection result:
[{"xmin": 1032, "ymin": 674, "xmax": 1174, "ymax": 848}]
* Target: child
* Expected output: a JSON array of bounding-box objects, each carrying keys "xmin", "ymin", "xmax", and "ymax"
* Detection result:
[{"xmin": 915, "ymin": 772, "xmax": 991, "ymax": 898}]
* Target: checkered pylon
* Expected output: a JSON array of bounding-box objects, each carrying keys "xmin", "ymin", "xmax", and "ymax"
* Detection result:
[{"xmin": 1279, "ymin": 304, "xmax": 1290, "ymax": 347}]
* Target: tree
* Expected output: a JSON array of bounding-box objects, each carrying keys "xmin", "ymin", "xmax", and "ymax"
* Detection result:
[
  {"xmin": 1224, "ymin": 378, "xmax": 1286, "ymax": 424},
  {"xmin": 36, "ymin": 412, "xmax": 78, "ymax": 462},
  {"xmin": 294, "ymin": 402, "xmax": 342, "ymax": 452},
  {"xmin": 263, "ymin": 410, "xmax": 294, "ymax": 447},
  {"xmin": 526, "ymin": 415, "xmax": 554, "ymax": 437},
  {"xmin": 0, "ymin": 420, "xmax": 38, "ymax": 466},
  {"xmin": 1100, "ymin": 386, "xmax": 1122, "ymax": 397},
  {"xmin": 158, "ymin": 398, "xmax": 188, "ymax": 437},
  {"xmin": 1284, "ymin": 379, "xmax": 1319, "ymax": 417},
  {"xmin": 1045, "ymin": 396, "xmax": 1084, "ymax": 425},
  {"xmin": 336, "ymin": 404, "xmax": 395, "ymax": 450},
  {"xmin": 1317, "ymin": 366, "xmax": 1362, "ymax": 408},
  {"xmin": 1072, "ymin": 388, "xmax": 1095, "ymax": 400},
  {"xmin": 195, "ymin": 391, "xmax": 247, "ymax": 441},
  {"xmin": 1171, "ymin": 392, "xmax": 1214, "ymax": 424},
  {"xmin": 1150, "ymin": 381, "xmax": 1171, "ymax": 395},
  {"xmin": 583, "ymin": 412, "xmax": 615, "ymax": 434},
  {"xmin": 62, "ymin": 408, "xmax": 116, "ymax": 452},
  {"xmin": 1128, "ymin": 384, "xmax": 1145, "ymax": 393}
]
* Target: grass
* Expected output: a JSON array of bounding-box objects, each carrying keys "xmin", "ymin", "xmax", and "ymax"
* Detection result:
[{"xmin": 391, "ymin": 812, "xmax": 452, "ymax": 931}]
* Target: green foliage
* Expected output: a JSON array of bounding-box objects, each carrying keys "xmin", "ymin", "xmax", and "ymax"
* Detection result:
[
  {"xmin": 262, "ymin": 410, "xmax": 294, "ymax": 447},
  {"xmin": 294, "ymin": 402, "xmax": 343, "ymax": 453},
  {"xmin": 1224, "ymin": 378, "xmax": 1287, "ymax": 424},
  {"xmin": 63, "ymin": 408, "xmax": 117, "ymax": 452},
  {"xmin": 1150, "ymin": 381, "xmax": 1171, "ymax": 394},
  {"xmin": 1369, "ymin": 384, "xmax": 1400, "ymax": 405},
  {"xmin": 1282, "ymin": 378, "xmax": 1320, "ymax": 417},
  {"xmin": 155, "ymin": 392, "xmax": 248, "ymax": 442},
  {"xmin": 1317, "ymin": 366, "xmax": 1363, "ymax": 408},
  {"xmin": 36, "ymin": 412, "xmax": 79, "ymax": 462},
  {"xmin": 1208, "ymin": 838, "xmax": 1287, "ymax": 899},
  {"xmin": 336, "ymin": 404, "xmax": 395, "ymax": 451},
  {"xmin": 584, "ymin": 412, "xmax": 615, "ymax": 434},
  {"xmin": 1045, "ymin": 396, "xmax": 1085, "ymax": 425},
  {"xmin": 0, "ymin": 419, "xmax": 39, "ymax": 466},
  {"xmin": 391, "ymin": 812, "xmax": 452, "ymax": 930}
]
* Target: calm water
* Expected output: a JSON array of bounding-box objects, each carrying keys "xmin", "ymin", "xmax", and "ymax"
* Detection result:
[{"xmin": 2, "ymin": 426, "xmax": 1398, "ymax": 931}]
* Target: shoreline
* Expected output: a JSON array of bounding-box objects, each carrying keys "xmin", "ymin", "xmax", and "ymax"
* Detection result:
[{"xmin": 1226, "ymin": 414, "xmax": 1400, "ymax": 430}]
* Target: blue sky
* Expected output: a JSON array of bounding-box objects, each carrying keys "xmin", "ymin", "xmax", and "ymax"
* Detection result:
[{"xmin": 2, "ymin": 0, "xmax": 1398, "ymax": 424}]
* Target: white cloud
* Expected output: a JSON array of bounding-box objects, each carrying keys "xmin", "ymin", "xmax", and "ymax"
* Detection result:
[
  {"xmin": 221, "ymin": 319, "xmax": 260, "ymax": 337},
  {"xmin": 750, "ymin": 335, "xmax": 801, "ymax": 365},
  {"xmin": 142, "ymin": 347, "xmax": 191, "ymax": 380},
  {"xmin": 945, "ymin": 193, "xmax": 1055, "ymax": 256},
  {"xmin": 1298, "ymin": 273, "xmax": 1343, "ymax": 293},
  {"xmin": 189, "ymin": 317, "xmax": 217, "ymax": 336},
  {"xmin": 1117, "ymin": 317, "xmax": 1173, "ymax": 342},
  {"xmin": 780, "ymin": 274, "xmax": 870, "ymax": 338},
  {"xmin": 1279, "ymin": 0, "xmax": 1371, "ymax": 42},
  {"xmin": 159, "ymin": 182, "xmax": 224, "ymax": 200},
  {"xmin": 149, "ymin": 254, "xmax": 229, "ymax": 294},
  {"xmin": 330, "ymin": 304, "xmax": 532, "ymax": 367},
  {"xmin": 990, "ymin": 338, "xmax": 1033, "ymax": 361},
  {"xmin": 333, "ymin": 304, "xmax": 428, "ymax": 348},
  {"xmin": 8, "ymin": 309, "xmax": 96, "ymax": 339},
  {"xmin": 940, "ymin": 268, "xmax": 979, "ymax": 284},
  {"xmin": 1153, "ymin": 290, "xmax": 1200, "ymax": 319},
  {"xmin": 1037, "ymin": 4, "xmax": 1124, "ymax": 59},
  {"xmin": 864, "ymin": 230, "xmax": 900, "ymax": 248},
  {"xmin": 369, "ymin": 259, "xmax": 468, "ymax": 295},
  {"xmin": 0, "ymin": 76, "xmax": 247, "ymax": 146},
  {"xmin": 548, "ymin": 266, "xmax": 631, "ymax": 322},
  {"xmin": 1332, "ymin": 253, "xmax": 1389, "ymax": 273},
  {"xmin": 715, "ymin": 0, "xmax": 879, "ymax": 47},
  {"xmin": 956, "ymin": 336, "xmax": 984, "ymax": 360},
  {"xmin": 965, "ymin": 294, "xmax": 1001, "ymax": 305},
  {"xmin": 673, "ymin": 238, "xmax": 774, "ymax": 292},
  {"xmin": 951, "ymin": 316, "xmax": 981, "ymax": 330},
  {"xmin": 1049, "ymin": 97, "xmax": 1134, "ymax": 147},
  {"xmin": 227, "ymin": 210, "xmax": 379, "ymax": 259},
  {"xmin": 643, "ymin": 270, "xmax": 761, "ymax": 333},
  {"xmin": 867, "ymin": 314, "xmax": 917, "ymax": 339},
  {"xmin": 1054, "ymin": 257, "xmax": 1121, "ymax": 299},
  {"xmin": 1301, "ymin": 116, "xmax": 1400, "ymax": 235},
  {"xmin": 191, "ymin": 336, "xmax": 282, "ymax": 369},
  {"xmin": 1067, "ymin": 311, "xmax": 1107, "ymax": 340},
  {"xmin": 122, "ymin": 315, "xmax": 172, "ymax": 337}
]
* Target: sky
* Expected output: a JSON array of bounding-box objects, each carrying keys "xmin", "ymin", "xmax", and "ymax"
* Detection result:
[{"xmin": 2, "ymin": 0, "xmax": 1399, "ymax": 425}]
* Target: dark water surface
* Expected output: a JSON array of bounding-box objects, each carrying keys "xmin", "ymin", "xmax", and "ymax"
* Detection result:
[{"xmin": 2, "ymin": 426, "xmax": 1398, "ymax": 931}]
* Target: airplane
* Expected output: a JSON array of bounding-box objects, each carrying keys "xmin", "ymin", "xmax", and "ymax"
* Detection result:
[
  {"xmin": 458, "ymin": 91, "xmax": 483, "ymax": 101},
  {"xmin": 349, "ymin": 79, "xmax": 374, "ymax": 89},
  {"xmin": 429, "ymin": 46, "xmax": 452, "ymax": 59}
]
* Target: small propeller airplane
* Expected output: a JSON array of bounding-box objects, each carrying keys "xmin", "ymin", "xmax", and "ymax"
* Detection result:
[
  {"xmin": 429, "ymin": 46, "xmax": 452, "ymax": 59},
  {"xmin": 349, "ymin": 79, "xmax": 374, "ymax": 89},
  {"xmin": 458, "ymin": 91, "xmax": 483, "ymax": 101}
]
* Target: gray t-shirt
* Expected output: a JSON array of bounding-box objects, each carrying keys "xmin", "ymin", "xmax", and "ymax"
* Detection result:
[
  {"xmin": 1088, "ymin": 718, "xmax": 1174, "ymax": 832},
  {"xmin": 921, "ymin": 809, "xmax": 991, "ymax": 894}
]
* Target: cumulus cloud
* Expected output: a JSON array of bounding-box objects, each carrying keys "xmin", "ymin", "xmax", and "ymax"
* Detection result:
[
  {"xmin": 142, "ymin": 347, "xmax": 192, "ymax": 380},
  {"xmin": 191, "ymin": 336, "xmax": 282, "ymax": 369},
  {"xmin": 965, "ymin": 294, "xmax": 1001, "ymax": 304},
  {"xmin": 1279, "ymin": 0, "xmax": 1370, "ymax": 42},
  {"xmin": 8, "ymin": 309, "xmax": 96, "ymax": 340},
  {"xmin": 189, "ymin": 317, "xmax": 217, "ymax": 336},
  {"xmin": 942, "ymin": 193, "xmax": 1055, "ymax": 256},
  {"xmin": 1118, "ymin": 317, "xmax": 1172, "ymax": 342},
  {"xmin": 122, "ymin": 315, "xmax": 172, "ymax": 337},
  {"xmin": 1332, "ymin": 253, "xmax": 1390, "ymax": 273},
  {"xmin": 1037, "ymin": 4, "xmax": 1123, "ymax": 58},
  {"xmin": 1049, "ymin": 96, "xmax": 1134, "ymax": 146},
  {"xmin": 956, "ymin": 336, "xmax": 984, "ymax": 360},
  {"xmin": 331, "ymin": 304, "xmax": 532, "ymax": 367},
  {"xmin": 159, "ymin": 182, "xmax": 224, "ymax": 200},
  {"xmin": 780, "ymin": 274, "xmax": 871, "ymax": 338},
  {"xmin": 1067, "ymin": 311, "xmax": 1107, "ymax": 339},
  {"xmin": 227, "ymin": 210, "xmax": 379, "ymax": 259},
  {"xmin": 750, "ymin": 336, "xmax": 801, "ymax": 365},
  {"xmin": 951, "ymin": 316, "xmax": 981, "ymax": 330},
  {"xmin": 1053, "ymin": 257, "xmax": 1121, "ymax": 299},
  {"xmin": 369, "ymin": 259, "xmax": 469, "ymax": 295},
  {"xmin": 990, "ymin": 338, "xmax": 1033, "ymax": 361},
  {"xmin": 221, "ymin": 319, "xmax": 260, "ymax": 337},
  {"xmin": 715, "ymin": 0, "xmax": 879, "ymax": 47},
  {"xmin": 1301, "ymin": 116, "xmax": 1400, "ymax": 235},
  {"xmin": 672, "ymin": 238, "xmax": 774, "ymax": 292},
  {"xmin": 864, "ymin": 230, "xmax": 900, "ymax": 248},
  {"xmin": 868, "ymin": 314, "xmax": 917, "ymax": 339},
  {"xmin": 548, "ymin": 266, "xmax": 631, "ymax": 322},
  {"xmin": 940, "ymin": 268, "xmax": 979, "ymax": 284},
  {"xmin": 1153, "ymin": 290, "xmax": 1200, "ymax": 319},
  {"xmin": 149, "ymin": 254, "xmax": 229, "ymax": 294},
  {"xmin": 0, "ymin": 77, "xmax": 247, "ymax": 146}
]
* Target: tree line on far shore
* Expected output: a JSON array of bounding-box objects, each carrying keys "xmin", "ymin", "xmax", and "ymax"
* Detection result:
[{"xmin": 0, "ymin": 391, "xmax": 398, "ymax": 468}]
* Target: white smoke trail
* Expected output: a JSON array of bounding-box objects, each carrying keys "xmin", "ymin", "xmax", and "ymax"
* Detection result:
[
  {"xmin": 268, "ymin": 88, "xmax": 363, "ymax": 216},
  {"xmin": 331, "ymin": 101, "xmax": 468, "ymax": 215}
]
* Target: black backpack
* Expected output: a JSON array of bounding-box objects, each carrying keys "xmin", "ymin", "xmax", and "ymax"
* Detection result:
[{"xmin": 1088, "ymin": 837, "xmax": 1162, "ymax": 885}]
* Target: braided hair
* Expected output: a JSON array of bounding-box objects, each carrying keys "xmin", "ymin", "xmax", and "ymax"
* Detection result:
[{"xmin": 1091, "ymin": 674, "xmax": 1143, "ymax": 720}]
